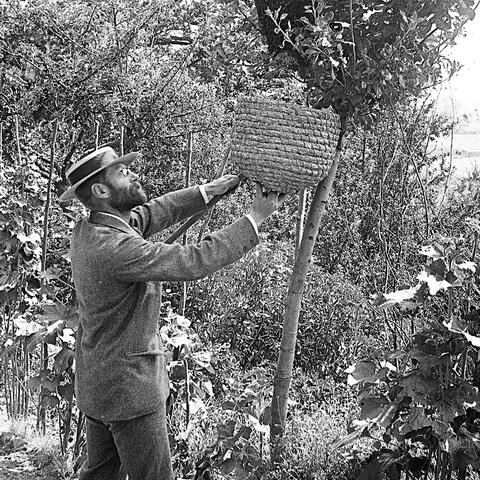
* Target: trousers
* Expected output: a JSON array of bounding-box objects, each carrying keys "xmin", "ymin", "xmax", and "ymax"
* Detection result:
[{"xmin": 78, "ymin": 408, "xmax": 174, "ymax": 480}]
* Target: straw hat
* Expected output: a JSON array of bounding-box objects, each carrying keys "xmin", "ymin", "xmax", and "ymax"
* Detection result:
[{"xmin": 59, "ymin": 146, "xmax": 140, "ymax": 202}]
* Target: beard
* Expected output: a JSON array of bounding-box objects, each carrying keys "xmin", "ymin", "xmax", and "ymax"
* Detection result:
[{"xmin": 106, "ymin": 182, "xmax": 147, "ymax": 212}]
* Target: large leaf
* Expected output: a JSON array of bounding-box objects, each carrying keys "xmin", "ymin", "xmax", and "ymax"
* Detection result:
[
  {"xmin": 40, "ymin": 303, "xmax": 79, "ymax": 328},
  {"xmin": 54, "ymin": 347, "xmax": 74, "ymax": 374},
  {"xmin": 57, "ymin": 382, "xmax": 74, "ymax": 400},
  {"xmin": 357, "ymin": 456, "xmax": 381, "ymax": 480},
  {"xmin": 13, "ymin": 316, "xmax": 43, "ymax": 337},
  {"xmin": 374, "ymin": 284, "xmax": 426, "ymax": 311},
  {"xmin": 331, "ymin": 426, "xmax": 368, "ymax": 451},
  {"xmin": 360, "ymin": 396, "xmax": 396, "ymax": 426},
  {"xmin": 401, "ymin": 373, "xmax": 438, "ymax": 401},
  {"xmin": 0, "ymin": 271, "xmax": 20, "ymax": 291},
  {"xmin": 346, "ymin": 361, "xmax": 383, "ymax": 385}
]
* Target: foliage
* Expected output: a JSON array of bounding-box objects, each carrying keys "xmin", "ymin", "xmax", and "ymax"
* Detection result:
[
  {"xmin": 1, "ymin": 0, "xmax": 479, "ymax": 478},
  {"xmin": 256, "ymin": 0, "xmax": 475, "ymax": 124},
  {"xmin": 340, "ymin": 230, "xmax": 480, "ymax": 479},
  {"xmin": 188, "ymin": 241, "xmax": 385, "ymax": 379},
  {"xmin": 314, "ymin": 100, "xmax": 455, "ymax": 293}
]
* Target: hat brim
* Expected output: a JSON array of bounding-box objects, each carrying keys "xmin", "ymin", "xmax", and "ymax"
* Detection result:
[{"xmin": 59, "ymin": 152, "xmax": 140, "ymax": 203}]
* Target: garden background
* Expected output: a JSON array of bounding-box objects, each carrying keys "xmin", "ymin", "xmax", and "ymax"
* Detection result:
[{"xmin": 1, "ymin": 1, "xmax": 480, "ymax": 479}]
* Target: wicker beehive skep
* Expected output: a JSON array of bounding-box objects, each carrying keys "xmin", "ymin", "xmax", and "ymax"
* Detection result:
[{"xmin": 231, "ymin": 96, "xmax": 341, "ymax": 193}]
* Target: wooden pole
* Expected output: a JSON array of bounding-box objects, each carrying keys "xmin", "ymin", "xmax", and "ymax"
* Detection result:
[
  {"xmin": 197, "ymin": 146, "xmax": 231, "ymax": 242},
  {"xmin": 0, "ymin": 121, "xmax": 3, "ymax": 165},
  {"xmin": 14, "ymin": 115, "xmax": 21, "ymax": 167},
  {"xmin": 179, "ymin": 132, "xmax": 193, "ymax": 316},
  {"xmin": 95, "ymin": 120, "xmax": 100, "ymax": 149},
  {"xmin": 119, "ymin": 124, "xmax": 124, "ymax": 156}
]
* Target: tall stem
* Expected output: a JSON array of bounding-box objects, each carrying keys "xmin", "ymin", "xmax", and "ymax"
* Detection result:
[
  {"xmin": 0, "ymin": 121, "xmax": 3, "ymax": 165},
  {"xmin": 179, "ymin": 131, "xmax": 193, "ymax": 316},
  {"xmin": 270, "ymin": 118, "xmax": 346, "ymax": 461},
  {"xmin": 41, "ymin": 120, "xmax": 59, "ymax": 277}
]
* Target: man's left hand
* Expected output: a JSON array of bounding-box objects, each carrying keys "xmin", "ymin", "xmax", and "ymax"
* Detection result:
[{"xmin": 203, "ymin": 175, "xmax": 240, "ymax": 197}]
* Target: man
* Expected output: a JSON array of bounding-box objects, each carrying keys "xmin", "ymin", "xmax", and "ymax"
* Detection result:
[{"xmin": 60, "ymin": 146, "xmax": 285, "ymax": 480}]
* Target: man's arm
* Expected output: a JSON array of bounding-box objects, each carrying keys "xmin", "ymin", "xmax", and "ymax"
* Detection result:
[
  {"xmin": 106, "ymin": 216, "xmax": 259, "ymax": 283},
  {"xmin": 129, "ymin": 175, "xmax": 240, "ymax": 238},
  {"xmin": 130, "ymin": 186, "xmax": 206, "ymax": 238},
  {"xmin": 105, "ymin": 183, "xmax": 286, "ymax": 283}
]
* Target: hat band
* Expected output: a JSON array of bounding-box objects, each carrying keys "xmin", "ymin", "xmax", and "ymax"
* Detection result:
[{"xmin": 68, "ymin": 150, "xmax": 114, "ymax": 185}]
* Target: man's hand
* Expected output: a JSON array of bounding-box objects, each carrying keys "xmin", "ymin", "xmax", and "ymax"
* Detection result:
[
  {"xmin": 203, "ymin": 175, "xmax": 240, "ymax": 198},
  {"xmin": 249, "ymin": 183, "xmax": 288, "ymax": 227}
]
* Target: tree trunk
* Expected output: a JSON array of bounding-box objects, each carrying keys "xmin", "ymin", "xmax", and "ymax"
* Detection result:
[{"xmin": 270, "ymin": 121, "xmax": 346, "ymax": 461}]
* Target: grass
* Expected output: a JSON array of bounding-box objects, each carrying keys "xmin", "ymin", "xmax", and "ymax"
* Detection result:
[
  {"xmin": 0, "ymin": 407, "xmax": 71, "ymax": 479},
  {"xmin": 168, "ymin": 366, "xmax": 361, "ymax": 480}
]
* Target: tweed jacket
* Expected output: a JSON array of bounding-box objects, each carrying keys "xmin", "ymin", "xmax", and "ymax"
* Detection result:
[{"xmin": 71, "ymin": 186, "xmax": 258, "ymax": 421}]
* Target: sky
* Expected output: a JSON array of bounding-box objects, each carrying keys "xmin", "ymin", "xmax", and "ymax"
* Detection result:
[{"xmin": 437, "ymin": 12, "xmax": 480, "ymax": 118}]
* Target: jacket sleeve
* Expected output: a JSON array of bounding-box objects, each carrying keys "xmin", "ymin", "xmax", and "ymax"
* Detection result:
[
  {"xmin": 129, "ymin": 186, "xmax": 207, "ymax": 238},
  {"xmin": 105, "ymin": 216, "xmax": 259, "ymax": 283}
]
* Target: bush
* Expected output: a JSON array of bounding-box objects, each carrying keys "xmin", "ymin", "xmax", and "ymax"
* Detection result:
[{"xmin": 187, "ymin": 240, "xmax": 385, "ymax": 380}]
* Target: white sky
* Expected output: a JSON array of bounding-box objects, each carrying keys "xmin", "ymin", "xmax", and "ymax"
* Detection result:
[{"xmin": 437, "ymin": 13, "xmax": 480, "ymax": 117}]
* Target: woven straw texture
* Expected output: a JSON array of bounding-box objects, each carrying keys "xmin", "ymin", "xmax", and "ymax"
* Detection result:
[{"xmin": 231, "ymin": 97, "xmax": 341, "ymax": 193}]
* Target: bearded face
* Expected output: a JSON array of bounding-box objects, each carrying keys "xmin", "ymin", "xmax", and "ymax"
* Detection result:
[{"xmin": 104, "ymin": 178, "xmax": 148, "ymax": 212}]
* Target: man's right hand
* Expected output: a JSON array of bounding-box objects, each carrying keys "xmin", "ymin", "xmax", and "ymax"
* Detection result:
[{"xmin": 249, "ymin": 183, "xmax": 288, "ymax": 227}]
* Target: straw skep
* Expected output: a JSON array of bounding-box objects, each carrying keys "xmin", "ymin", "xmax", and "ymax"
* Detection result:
[{"xmin": 231, "ymin": 96, "xmax": 341, "ymax": 193}]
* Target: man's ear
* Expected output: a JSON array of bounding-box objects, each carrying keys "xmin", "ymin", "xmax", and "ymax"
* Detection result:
[{"xmin": 91, "ymin": 182, "xmax": 110, "ymax": 200}]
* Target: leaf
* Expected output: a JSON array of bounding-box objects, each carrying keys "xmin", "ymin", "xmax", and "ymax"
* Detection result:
[
  {"xmin": 220, "ymin": 458, "xmax": 236, "ymax": 475},
  {"xmin": 374, "ymin": 285, "xmax": 421, "ymax": 310},
  {"xmin": 457, "ymin": 5, "xmax": 475, "ymax": 20},
  {"xmin": 217, "ymin": 421, "xmax": 236, "ymax": 440},
  {"xmin": 13, "ymin": 316, "xmax": 44, "ymax": 337},
  {"xmin": 16, "ymin": 231, "xmax": 41, "ymax": 245},
  {"xmin": 360, "ymin": 396, "xmax": 392, "ymax": 423},
  {"xmin": 54, "ymin": 347, "xmax": 74, "ymax": 374},
  {"xmin": 0, "ymin": 272, "xmax": 21, "ymax": 292},
  {"xmin": 466, "ymin": 217, "xmax": 480, "ymax": 234},
  {"xmin": 419, "ymin": 245, "xmax": 443, "ymax": 258},
  {"xmin": 40, "ymin": 303, "xmax": 79, "ymax": 327},
  {"xmin": 222, "ymin": 400, "xmax": 236, "ymax": 411},
  {"xmin": 417, "ymin": 270, "xmax": 452, "ymax": 295},
  {"xmin": 248, "ymin": 413, "xmax": 269, "ymax": 434},
  {"xmin": 58, "ymin": 328, "xmax": 75, "ymax": 344},
  {"xmin": 460, "ymin": 331, "xmax": 480, "ymax": 347},
  {"xmin": 331, "ymin": 426, "xmax": 368, "ymax": 451},
  {"xmin": 42, "ymin": 377, "xmax": 60, "ymax": 392},
  {"xmin": 166, "ymin": 334, "xmax": 191, "ymax": 348},
  {"xmin": 27, "ymin": 376, "xmax": 42, "ymax": 390},
  {"xmin": 444, "ymin": 318, "xmax": 480, "ymax": 347},
  {"xmin": 346, "ymin": 361, "xmax": 380, "ymax": 385},
  {"xmin": 357, "ymin": 457, "xmax": 382, "ymax": 480},
  {"xmin": 191, "ymin": 351, "xmax": 214, "ymax": 372},
  {"xmin": 40, "ymin": 394, "xmax": 59, "ymax": 408},
  {"xmin": 57, "ymin": 382, "xmax": 74, "ymax": 400},
  {"xmin": 456, "ymin": 261, "xmax": 476, "ymax": 273},
  {"xmin": 401, "ymin": 374, "xmax": 438, "ymax": 401}
]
